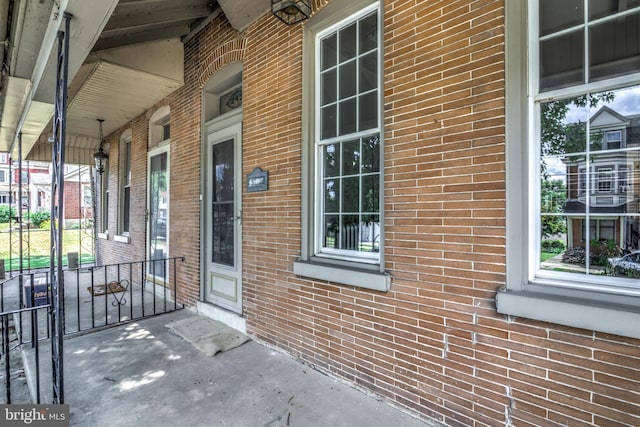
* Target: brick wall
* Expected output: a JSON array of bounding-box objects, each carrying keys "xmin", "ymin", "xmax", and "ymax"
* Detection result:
[
  {"xmin": 98, "ymin": 1, "xmax": 640, "ymax": 425},
  {"xmin": 63, "ymin": 181, "xmax": 92, "ymax": 220}
]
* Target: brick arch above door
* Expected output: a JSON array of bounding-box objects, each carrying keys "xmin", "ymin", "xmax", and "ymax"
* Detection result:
[{"xmin": 199, "ymin": 39, "xmax": 247, "ymax": 88}]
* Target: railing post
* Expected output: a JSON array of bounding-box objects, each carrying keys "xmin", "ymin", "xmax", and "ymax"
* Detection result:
[
  {"xmin": 3, "ymin": 315, "xmax": 11, "ymax": 403},
  {"xmin": 50, "ymin": 12, "xmax": 72, "ymax": 405}
]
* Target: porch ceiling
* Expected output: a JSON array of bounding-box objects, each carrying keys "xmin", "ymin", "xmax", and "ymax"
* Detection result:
[
  {"xmin": 25, "ymin": 0, "xmax": 219, "ymax": 164},
  {"xmin": 2, "ymin": 0, "xmax": 269, "ymax": 164}
]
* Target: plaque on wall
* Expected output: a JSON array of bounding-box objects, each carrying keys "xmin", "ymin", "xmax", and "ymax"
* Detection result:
[{"xmin": 247, "ymin": 167, "xmax": 268, "ymax": 192}]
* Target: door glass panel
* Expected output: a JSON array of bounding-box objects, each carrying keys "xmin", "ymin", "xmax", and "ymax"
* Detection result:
[
  {"xmin": 149, "ymin": 152, "xmax": 168, "ymax": 280},
  {"xmin": 212, "ymin": 139, "xmax": 235, "ymax": 267}
]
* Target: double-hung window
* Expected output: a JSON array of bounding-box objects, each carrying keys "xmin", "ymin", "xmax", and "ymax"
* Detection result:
[
  {"xmin": 119, "ymin": 131, "xmax": 132, "ymax": 238},
  {"xmin": 499, "ymin": 1, "xmax": 640, "ymax": 338},
  {"xmin": 294, "ymin": 0, "xmax": 388, "ymax": 291}
]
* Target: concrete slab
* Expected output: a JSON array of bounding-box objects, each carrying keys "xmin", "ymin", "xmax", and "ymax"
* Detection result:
[{"xmin": 53, "ymin": 310, "xmax": 432, "ymax": 426}]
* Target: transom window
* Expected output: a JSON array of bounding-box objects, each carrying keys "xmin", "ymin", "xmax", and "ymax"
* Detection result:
[{"xmin": 316, "ymin": 4, "xmax": 380, "ymax": 262}]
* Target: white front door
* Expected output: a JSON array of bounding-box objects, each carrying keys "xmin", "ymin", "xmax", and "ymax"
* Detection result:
[
  {"xmin": 205, "ymin": 122, "xmax": 242, "ymax": 313},
  {"xmin": 147, "ymin": 146, "xmax": 169, "ymax": 282}
]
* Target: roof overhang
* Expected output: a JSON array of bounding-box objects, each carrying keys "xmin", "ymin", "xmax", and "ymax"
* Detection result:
[{"xmin": 217, "ymin": 0, "xmax": 269, "ymax": 32}]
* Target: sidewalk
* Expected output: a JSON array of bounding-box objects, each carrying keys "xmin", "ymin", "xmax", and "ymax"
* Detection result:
[{"xmin": 41, "ymin": 310, "xmax": 433, "ymax": 427}]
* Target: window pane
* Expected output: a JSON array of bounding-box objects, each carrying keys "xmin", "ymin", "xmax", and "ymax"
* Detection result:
[
  {"xmin": 339, "ymin": 60, "xmax": 357, "ymax": 99},
  {"xmin": 324, "ymin": 215, "xmax": 339, "ymax": 248},
  {"xmin": 539, "ymin": 84, "xmax": 640, "ymax": 279},
  {"xmin": 359, "ymin": 51, "xmax": 377, "ymax": 93},
  {"xmin": 123, "ymin": 187, "xmax": 130, "ymax": 233},
  {"xmin": 359, "ymin": 12, "xmax": 377, "ymax": 54},
  {"xmin": 342, "ymin": 177, "xmax": 359, "ymax": 213},
  {"xmin": 539, "ymin": 0, "xmax": 583, "ymax": 37},
  {"xmin": 212, "ymin": 202, "xmax": 234, "ymax": 266},
  {"xmin": 321, "ymin": 104, "xmax": 337, "ymax": 139},
  {"xmin": 608, "ymin": 216, "xmax": 640, "ymax": 278},
  {"xmin": 341, "ymin": 215, "xmax": 359, "ymax": 250},
  {"xmin": 589, "ymin": 12, "xmax": 640, "ymax": 82},
  {"xmin": 321, "ymin": 69, "xmax": 337, "ymax": 106},
  {"xmin": 362, "ymin": 135, "xmax": 380, "ymax": 174},
  {"xmin": 321, "ymin": 34, "xmax": 337, "ymax": 71},
  {"xmin": 339, "ymin": 98, "xmax": 357, "ymax": 136},
  {"xmin": 324, "ymin": 179, "xmax": 339, "ymax": 213},
  {"xmin": 362, "ymin": 175, "xmax": 379, "ymax": 213},
  {"xmin": 540, "ymin": 31, "xmax": 584, "ymax": 91},
  {"xmin": 360, "ymin": 215, "xmax": 380, "ymax": 252},
  {"xmin": 339, "ymin": 23, "xmax": 357, "ymax": 62},
  {"xmin": 323, "ymin": 144, "xmax": 340, "ymax": 177},
  {"xmin": 359, "ymin": 91, "xmax": 378, "ymax": 131},
  {"xmin": 589, "ymin": 0, "xmax": 640, "ymax": 20},
  {"xmin": 213, "ymin": 140, "xmax": 234, "ymax": 203},
  {"xmin": 342, "ymin": 140, "xmax": 360, "ymax": 176}
]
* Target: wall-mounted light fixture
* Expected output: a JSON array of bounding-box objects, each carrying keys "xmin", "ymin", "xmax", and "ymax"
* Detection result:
[
  {"xmin": 93, "ymin": 119, "xmax": 108, "ymax": 174},
  {"xmin": 271, "ymin": 0, "xmax": 311, "ymax": 25}
]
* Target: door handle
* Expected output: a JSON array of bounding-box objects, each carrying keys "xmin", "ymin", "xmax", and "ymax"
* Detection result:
[{"xmin": 232, "ymin": 210, "xmax": 242, "ymax": 225}]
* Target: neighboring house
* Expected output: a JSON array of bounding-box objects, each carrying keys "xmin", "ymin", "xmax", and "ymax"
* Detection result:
[
  {"xmin": 1, "ymin": 1, "xmax": 640, "ymax": 425},
  {"xmin": 62, "ymin": 165, "xmax": 94, "ymax": 228},
  {"xmin": 0, "ymin": 152, "xmax": 11, "ymax": 205},
  {"xmin": 563, "ymin": 107, "xmax": 640, "ymax": 253},
  {"xmin": 11, "ymin": 161, "xmax": 50, "ymax": 212}
]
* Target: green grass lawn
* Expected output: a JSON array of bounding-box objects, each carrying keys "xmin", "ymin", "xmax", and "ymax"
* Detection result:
[
  {"xmin": 0, "ymin": 223, "xmax": 95, "ymax": 271},
  {"xmin": 540, "ymin": 252, "xmax": 558, "ymax": 262}
]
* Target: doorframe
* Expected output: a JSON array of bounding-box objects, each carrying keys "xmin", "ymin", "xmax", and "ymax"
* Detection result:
[
  {"xmin": 146, "ymin": 144, "xmax": 170, "ymax": 283},
  {"xmin": 200, "ymin": 108, "xmax": 243, "ymax": 309}
]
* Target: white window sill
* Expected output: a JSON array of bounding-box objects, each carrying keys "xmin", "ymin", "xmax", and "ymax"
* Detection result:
[
  {"xmin": 97, "ymin": 233, "xmax": 109, "ymax": 240},
  {"xmin": 114, "ymin": 235, "xmax": 130, "ymax": 244},
  {"xmin": 496, "ymin": 288, "xmax": 640, "ymax": 340},
  {"xmin": 293, "ymin": 259, "xmax": 390, "ymax": 291}
]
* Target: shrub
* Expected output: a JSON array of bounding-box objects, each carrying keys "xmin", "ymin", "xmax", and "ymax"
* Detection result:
[
  {"xmin": 28, "ymin": 210, "xmax": 51, "ymax": 228},
  {"xmin": 562, "ymin": 247, "xmax": 586, "ymax": 265},
  {"xmin": 0, "ymin": 205, "xmax": 16, "ymax": 223},
  {"xmin": 541, "ymin": 239, "xmax": 566, "ymax": 254},
  {"xmin": 562, "ymin": 240, "xmax": 620, "ymax": 267}
]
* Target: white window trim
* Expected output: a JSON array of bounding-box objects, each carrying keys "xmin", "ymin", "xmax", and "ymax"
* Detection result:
[
  {"xmin": 117, "ymin": 129, "xmax": 132, "ymax": 242},
  {"xmin": 293, "ymin": 0, "xmax": 389, "ymax": 291},
  {"xmin": 498, "ymin": 0, "xmax": 640, "ymax": 339}
]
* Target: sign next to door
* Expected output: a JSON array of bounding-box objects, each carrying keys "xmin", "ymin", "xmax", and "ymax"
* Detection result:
[{"xmin": 247, "ymin": 167, "xmax": 268, "ymax": 192}]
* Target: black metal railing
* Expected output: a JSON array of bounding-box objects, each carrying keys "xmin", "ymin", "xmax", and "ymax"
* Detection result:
[
  {"xmin": 0, "ymin": 271, "xmax": 51, "ymax": 404},
  {"xmin": 0, "ymin": 257, "xmax": 184, "ymax": 403},
  {"xmin": 63, "ymin": 256, "xmax": 185, "ymax": 335}
]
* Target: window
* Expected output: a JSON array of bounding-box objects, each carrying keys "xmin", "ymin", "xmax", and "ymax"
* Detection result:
[
  {"xmin": 0, "ymin": 170, "xmax": 5, "ymax": 183},
  {"xmin": 0, "ymin": 153, "xmax": 7, "ymax": 163},
  {"xmin": 119, "ymin": 132, "xmax": 132, "ymax": 236},
  {"xmin": 605, "ymin": 130, "xmax": 622, "ymax": 150},
  {"xmin": 100, "ymin": 157, "xmax": 109, "ymax": 234},
  {"xmin": 581, "ymin": 219, "xmax": 615, "ymax": 242},
  {"xmin": 596, "ymin": 167, "xmax": 612, "ymax": 192},
  {"xmin": 294, "ymin": 0, "xmax": 388, "ymax": 291},
  {"xmin": 619, "ymin": 167, "xmax": 630, "ymax": 192},
  {"xmin": 499, "ymin": 1, "xmax": 640, "ymax": 339}
]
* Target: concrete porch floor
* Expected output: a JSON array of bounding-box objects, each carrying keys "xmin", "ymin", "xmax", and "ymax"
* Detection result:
[{"xmin": 25, "ymin": 309, "xmax": 433, "ymax": 426}]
